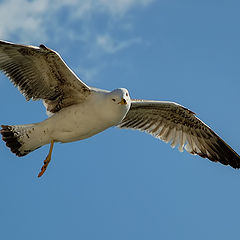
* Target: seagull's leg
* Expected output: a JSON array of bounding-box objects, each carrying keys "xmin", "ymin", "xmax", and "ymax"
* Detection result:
[{"xmin": 38, "ymin": 140, "xmax": 54, "ymax": 178}]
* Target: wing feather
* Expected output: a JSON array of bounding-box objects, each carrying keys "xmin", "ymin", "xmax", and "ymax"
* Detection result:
[
  {"xmin": 0, "ymin": 40, "xmax": 92, "ymax": 114},
  {"xmin": 118, "ymin": 100, "xmax": 240, "ymax": 168}
]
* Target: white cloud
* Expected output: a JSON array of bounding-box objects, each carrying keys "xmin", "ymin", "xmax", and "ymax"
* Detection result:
[
  {"xmin": 0, "ymin": 0, "xmax": 154, "ymax": 83},
  {"xmin": 0, "ymin": 0, "xmax": 153, "ymax": 43},
  {"xmin": 67, "ymin": 0, "xmax": 154, "ymax": 19},
  {"xmin": 96, "ymin": 33, "xmax": 141, "ymax": 54},
  {"xmin": 76, "ymin": 65, "xmax": 104, "ymax": 83},
  {"xmin": 96, "ymin": 0, "xmax": 154, "ymax": 16},
  {"xmin": 0, "ymin": 0, "xmax": 48, "ymax": 42}
]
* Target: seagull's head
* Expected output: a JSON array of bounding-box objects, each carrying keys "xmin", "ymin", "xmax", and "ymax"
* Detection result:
[
  {"xmin": 105, "ymin": 88, "xmax": 131, "ymax": 123},
  {"xmin": 109, "ymin": 88, "xmax": 131, "ymax": 107}
]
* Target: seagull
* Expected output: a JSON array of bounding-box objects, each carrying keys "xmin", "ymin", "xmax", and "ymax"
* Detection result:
[{"xmin": 0, "ymin": 40, "xmax": 239, "ymax": 177}]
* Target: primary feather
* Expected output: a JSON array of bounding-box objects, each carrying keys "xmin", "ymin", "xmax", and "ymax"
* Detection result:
[
  {"xmin": 0, "ymin": 40, "xmax": 91, "ymax": 114},
  {"xmin": 118, "ymin": 100, "xmax": 240, "ymax": 169}
]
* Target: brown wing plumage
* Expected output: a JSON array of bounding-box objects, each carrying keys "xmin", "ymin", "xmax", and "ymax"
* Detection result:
[
  {"xmin": 118, "ymin": 100, "xmax": 240, "ymax": 169},
  {"xmin": 0, "ymin": 40, "xmax": 92, "ymax": 114}
]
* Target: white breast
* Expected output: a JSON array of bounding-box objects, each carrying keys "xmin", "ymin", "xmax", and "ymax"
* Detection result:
[{"xmin": 38, "ymin": 91, "xmax": 129, "ymax": 143}]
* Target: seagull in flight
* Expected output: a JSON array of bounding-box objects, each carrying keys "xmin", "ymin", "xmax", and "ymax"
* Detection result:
[{"xmin": 0, "ymin": 40, "xmax": 239, "ymax": 177}]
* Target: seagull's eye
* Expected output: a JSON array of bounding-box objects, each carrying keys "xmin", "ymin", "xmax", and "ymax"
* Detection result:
[
  {"xmin": 126, "ymin": 93, "xmax": 128, "ymax": 97},
  {"xmin": 112, "ymin": 99, "xmax": 116, "ymax": 102}
]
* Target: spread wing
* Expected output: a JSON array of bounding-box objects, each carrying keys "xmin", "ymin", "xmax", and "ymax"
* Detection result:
[
  {"xmin": 118, "ymin": 100, "xmax": 240, "ymax": 169},
  {"xmin": 0, "ymin": 40, "xmax": 92, "ymax": 114}
]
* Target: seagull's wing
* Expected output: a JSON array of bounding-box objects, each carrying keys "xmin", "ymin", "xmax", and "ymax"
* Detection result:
[
  {"xmin": 0, "ymin": 40, "xmax": 92, "ymax": 114},
  {"xmin": 118, "ymin": 100, "xmax": 240, "ymax": 169}
]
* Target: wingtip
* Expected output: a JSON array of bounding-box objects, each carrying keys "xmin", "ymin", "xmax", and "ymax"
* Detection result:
[{"xmin": 39, "ymin": 44, "xmax": 48, "ymax": 50}]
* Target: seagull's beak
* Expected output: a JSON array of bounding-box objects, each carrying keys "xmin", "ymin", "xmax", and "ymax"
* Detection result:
[{"xmin": 118, "ymin": 98, "xmax": 127, "ymax": 105}]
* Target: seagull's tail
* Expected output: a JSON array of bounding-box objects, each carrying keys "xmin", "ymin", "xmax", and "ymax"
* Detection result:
[{"xmin": 0, "ymin": 124, "xmax": 48, "ymax": 156}]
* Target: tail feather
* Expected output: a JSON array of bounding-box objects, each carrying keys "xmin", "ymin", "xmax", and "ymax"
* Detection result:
[
  {"xmin": 1, "ymin": 125, "xmax": 25, "ymax": 156},
  {"xmin": 1, "ymin": 124, "xmax": 43, "ymax": 156}
]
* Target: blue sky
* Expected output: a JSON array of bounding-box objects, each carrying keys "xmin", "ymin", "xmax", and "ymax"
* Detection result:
[{"xmin": 0, "ymin": 1, "xmax": 240, "ymax": 239}]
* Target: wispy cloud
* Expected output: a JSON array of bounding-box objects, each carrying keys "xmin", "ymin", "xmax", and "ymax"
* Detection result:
[
  {"xmin": 76, "ymin": 65, "xmax": 103, "ymax": 83},
  {"xmin": 0, "ymin": 0, "xmax": 154, "ymax": 82},
  {"xmin": 0, "ymin": 0, "xmax": 48, "ymax": 42},
  {"xmin": 81, "ymin": 0, "xmax": 154, "ymax": 17},
  {"xmin": 96, "ymin": 33, "xmax": 141, "ymax": 54},
  {"xmin": 0, "ymin": 0, "xmax": 153, "ymax": 43}
]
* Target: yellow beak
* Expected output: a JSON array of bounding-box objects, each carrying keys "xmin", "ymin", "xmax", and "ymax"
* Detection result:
[{"xmin": 118, "ymin": 98, "xmax": 127, "ymax": 105}]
